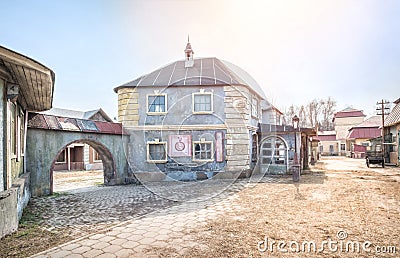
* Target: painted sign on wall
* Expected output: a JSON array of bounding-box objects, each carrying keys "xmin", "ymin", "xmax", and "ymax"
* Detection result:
[{"xmin": 168, "ymin": 135, "xmax": 192, "ymax": 157}]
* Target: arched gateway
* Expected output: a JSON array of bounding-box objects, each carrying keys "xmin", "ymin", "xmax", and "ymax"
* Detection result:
[{"xmin": 26, "ymin": 113, "xmax": 130, "ymax": 196}]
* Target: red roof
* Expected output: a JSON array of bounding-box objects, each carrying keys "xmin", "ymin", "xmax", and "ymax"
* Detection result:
[
  {"xmin": 333, "ymin": 107, "xmax": 365, "ymax": 121},
  {"xmin": 347, "ymin": 127, "xmax": 381, "ymax": 139},
  {"xmin": 315, "ymin": 135, "xmax": 337, "ymax": 141},
  {"xmin": 28, "ymin": 113, "xmax": 124, "ymax": 135}
]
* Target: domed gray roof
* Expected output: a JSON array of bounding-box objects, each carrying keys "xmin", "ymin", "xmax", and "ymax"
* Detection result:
[{"xmin": 114, "ymin": 57, "xmax": 266, "ymax": 99}]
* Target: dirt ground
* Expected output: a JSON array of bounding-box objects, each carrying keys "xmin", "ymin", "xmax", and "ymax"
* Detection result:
[
  {"xmin": 1, "ymin": 157, "xmax": 399, "ymax": 257},
  {"xmin": 53, "ymin": 170, "xmax": 104, "ymax": 193},
  {"xmin": 171, "ymin": 157, "xmax": 400, "ymax": 257}
]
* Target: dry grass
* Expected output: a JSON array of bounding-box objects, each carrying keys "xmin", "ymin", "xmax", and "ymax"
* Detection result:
[
  {"xmin": 0, "ymin": 205, "xmax": 74, "ymax": 258},
  {"xmin": 152, "ymin": 161, "xmax": 400, "ymax": 257}
]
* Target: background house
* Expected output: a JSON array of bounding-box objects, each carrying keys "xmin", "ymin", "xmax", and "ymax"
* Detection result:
[
  {"xmin": 41, "ymin": 108, "xmax": 113, "ymax": 171},
  {"xmin": 384, "ymin": 97, "xmax": 400, "ymax": 165},
  {"xmin": 332, "ymin": 107, "xmax": 366, "ymax": 156},
  {"xmin": 347, "ymin": 115, "xmax": 381, "ymax": 158},
  {"xmin": 261, "ymin": 100, "xmax": 283, "ymax": 125},
  {"xmin": 0, "ymin": 46, "xmax": 54, "ymax": 238},
  {"xmin": 316, "ymin": 130, "xmax": 340, "ymax": 156}
]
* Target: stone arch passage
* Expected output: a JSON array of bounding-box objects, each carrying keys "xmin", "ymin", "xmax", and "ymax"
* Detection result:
[
  {"xmin": 27, "ymin": 128, "xmax": 129, "ymax": 197},
  {"xmin": 49, "ymin": 139, "xmax": 116, "ymax": 194}
]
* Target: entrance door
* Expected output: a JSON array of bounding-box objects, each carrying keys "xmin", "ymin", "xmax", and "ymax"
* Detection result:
[{"xmin": 260, "ymin": 136, "xmax": 288, "ymax": 174}]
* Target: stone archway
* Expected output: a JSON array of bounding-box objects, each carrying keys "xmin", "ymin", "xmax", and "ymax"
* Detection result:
[
  {"xmin": 49, "ymin": 139, "xmax": 116, "ymax": 194},
  {"xmin": 260, "ymin": 136, "xmax": 288, "ymax": 174}
]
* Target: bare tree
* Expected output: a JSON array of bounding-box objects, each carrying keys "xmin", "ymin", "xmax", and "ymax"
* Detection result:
[
  {"xmin": 284, "ymin": 105, "xmax": 296, "ymax": 125},
  {"xmin": 298, "ymin": 105, "xmax": 307, "ymax": 128},
  {"xmin": 306, "ymin": 99, "xmax": 322, "ymax": 129},
  {"xmin": 320, "ymin": 97, "xmax": 336, "ymax": 130},
  {"xmin": 284, "ymin": 97, "xmax": 336, "ymax": 129}
]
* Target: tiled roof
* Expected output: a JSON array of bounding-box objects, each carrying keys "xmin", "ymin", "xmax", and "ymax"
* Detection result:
[
  {"xmin": 114, "ymin": 57, "xmax": 267, "ymax": 99},
  {"xmin": 28, "ymin": 113, "xmax": 123, "ymax": 135},
  {"xmin": 385, "ymin": 99, "xmax": 400, "ymax": 127}
]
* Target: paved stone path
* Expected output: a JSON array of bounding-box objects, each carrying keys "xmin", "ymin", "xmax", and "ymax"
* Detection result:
[{"xmin": 31, "ymin": 176, "xmax": 293, "ymax": 257}]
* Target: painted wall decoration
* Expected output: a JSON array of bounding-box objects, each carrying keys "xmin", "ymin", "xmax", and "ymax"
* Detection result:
[
  {"xmin": 215, "ymin": 131, "xmax": 224, "ymax": 162},
  {"xmin": 168, "ymin": 135, "xmax": 192, "ymax": 157}
]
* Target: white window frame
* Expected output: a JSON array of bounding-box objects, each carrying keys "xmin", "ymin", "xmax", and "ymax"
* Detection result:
[
  {"xmin": 192, "ymin": 139, "xmax": 214, "ymax": 162},
  {"xmin": 92, "ymin": 149, "xmax": 102, "ymax": 163},
  {"xmin": 146, "ymin": 94, "xmax": 167, "ymax": 115},
  {"xmin": 9, "ymin": 102, "xmax": 17, "ymax": 159},
  {"xmin": 192, "ymin": 91, "xmax": 213, "ymax": 114},
  {"xmin": 56, "ymin": 149, "xmax": 67, "ymax": 164},
  {"xmin": 251, "ymin": 96, "xmax": 258, "ymax": 118},
  {"xmin": 146, "ymin": 140, "xmax": 168, "ymax": 163}
]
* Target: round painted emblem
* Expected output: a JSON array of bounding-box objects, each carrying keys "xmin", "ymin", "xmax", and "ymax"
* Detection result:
[{"xmin": 175, "ymin": 141, "xmax": 185, "ymax": 151}]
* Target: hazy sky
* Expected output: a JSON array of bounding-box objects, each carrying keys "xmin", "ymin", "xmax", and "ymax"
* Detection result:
[{"xmin": 1, "ymin": 0, "xmax": 399, "ymax": 119}]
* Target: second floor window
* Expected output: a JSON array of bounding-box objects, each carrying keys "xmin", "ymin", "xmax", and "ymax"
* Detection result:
[
  {"xmin": 193, "ymin": 92, "xmax": 213, "ymax": 113},
  {"xmin": 147, "ymin": 94, "xmax": 167, "ymax": 114}
]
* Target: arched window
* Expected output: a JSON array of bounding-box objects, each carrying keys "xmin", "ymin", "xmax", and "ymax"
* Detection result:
[{"xmin": 260, "ymin": 136, "xmax": 288, "ymax": 174}]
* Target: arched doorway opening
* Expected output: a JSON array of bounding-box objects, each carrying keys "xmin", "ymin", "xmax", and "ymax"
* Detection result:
[
  {"xmin": 50, "ymin": 139, "xmax": 116, "ymax": 194},
  {"xmin": 260, "ymin": 136, "xmax": 288, "ymax": 174}
]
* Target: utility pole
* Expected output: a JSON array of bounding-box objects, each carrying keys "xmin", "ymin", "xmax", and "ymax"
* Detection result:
[{"xmin": 376, "ymin": 99, "xmax": 391, "ymax": 164}]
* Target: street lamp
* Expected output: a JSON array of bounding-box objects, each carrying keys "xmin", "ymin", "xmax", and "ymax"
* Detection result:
[{"xmin": 292, "ymin": 115, "xmax": 300, "ymax": 182}]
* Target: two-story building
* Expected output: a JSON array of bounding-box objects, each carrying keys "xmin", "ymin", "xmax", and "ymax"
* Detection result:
[
  {"xmin": 332, "ymin": 107, "xmax": 366, "ymax": 156},
  {"xmin": 114, "ymin": 41, "xmax": 265, "ymax": 181}
]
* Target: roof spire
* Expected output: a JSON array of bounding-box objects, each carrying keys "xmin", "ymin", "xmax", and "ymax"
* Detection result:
[{"xmin": 184, "ymin": 35, "xmax": 194, "ymax": 68}]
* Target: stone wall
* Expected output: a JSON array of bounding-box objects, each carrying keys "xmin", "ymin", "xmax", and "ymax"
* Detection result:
[
  {"xmin": 117, "ymin": 88, "xmax": 139, "ymax": 126},
  {"xmin": 0, "ymin": 172, "xmax": 30, "ymax": 239},
  {"xmin": 224, "ymin": 85, "xmax": 253, "ymax": 173}
]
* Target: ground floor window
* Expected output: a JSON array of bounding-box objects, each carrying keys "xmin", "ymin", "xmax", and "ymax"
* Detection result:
[
  {"xmin": 319, "ymin": 145, "xmax": 323, "ymax": 153},
  {"xmin": 329, "ymin": 145, "xmax": 334, "ymax": 153},
  {"xmin": 193, "ymin": 140, "xmax": 213, "ymax": 161},
  {"xmin": 147, "ymin": 140, "xmax": 167, "ymax": 163},
  {"xmin": 341, "ymin": 143, "xmax": 345, "ymax": 151}
]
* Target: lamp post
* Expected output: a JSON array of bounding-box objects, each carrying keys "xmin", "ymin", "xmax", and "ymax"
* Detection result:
[{"xmin": 292, "ymin": 115, "xmax": 300, "ymax": 182}]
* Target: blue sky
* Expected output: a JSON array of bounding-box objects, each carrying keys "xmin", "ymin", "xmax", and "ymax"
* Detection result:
[{"xmin": 1, "ymin": 0, "xmax": 399, "ymax": 120}]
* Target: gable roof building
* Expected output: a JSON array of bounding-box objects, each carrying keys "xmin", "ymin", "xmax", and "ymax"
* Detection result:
[
  {"xmin": 383, "ymin": 98, "xmax": 400, "ymax": 165},
  {"xmin": 41, "ymin": 108, "xmax": 113, "ymax": 122},
  {"xmin": 333, "ymin": 107, "xmax": 366, "ymax": 122},
  {"xmin": 385, "ymin": 98, "xmax": 400, "ymax": 127},
  {"xmin": 347, "ymin": 115, "xmax": 381, "ymax": 140}
]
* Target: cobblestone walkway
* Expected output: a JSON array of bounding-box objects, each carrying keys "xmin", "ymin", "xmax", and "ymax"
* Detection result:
[{"xmin": 31, "ymin": 176, "xmax": 293, "ymax": 257}]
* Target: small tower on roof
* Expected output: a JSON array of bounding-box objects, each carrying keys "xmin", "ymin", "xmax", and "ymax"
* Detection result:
[{"xmin": 184, "ymin": 35, "xmax": 194, "ymax": 68}]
